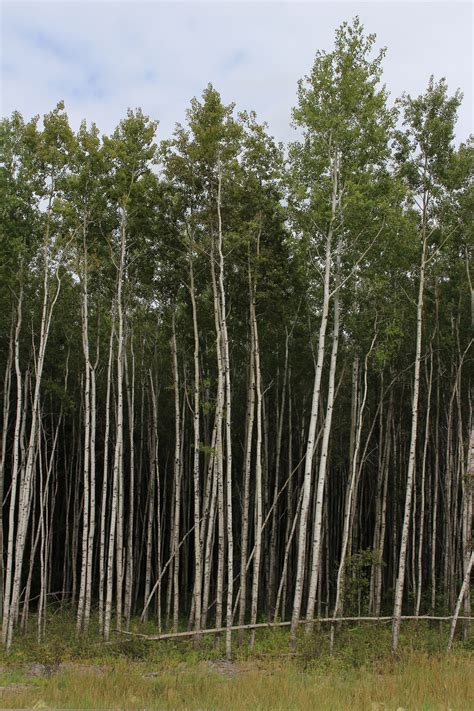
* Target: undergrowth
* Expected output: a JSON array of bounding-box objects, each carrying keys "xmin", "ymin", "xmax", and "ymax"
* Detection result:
[{"xmin": 0, "ymin": 613, "xmax": 471, "ymax": 710}]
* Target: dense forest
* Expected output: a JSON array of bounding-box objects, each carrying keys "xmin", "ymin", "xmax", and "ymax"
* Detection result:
[{"xmin": 0, "ymin": 19, "xmax": 472, "ymax": 658}]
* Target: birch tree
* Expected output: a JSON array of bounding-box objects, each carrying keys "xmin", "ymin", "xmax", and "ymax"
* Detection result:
[
  {"xmin": 288, "ymin": 18, "xmax": 395, "ymax": 641},
  {"xmin": 392, "ymin": 78, "xmax": 462, "ymax": 651}
]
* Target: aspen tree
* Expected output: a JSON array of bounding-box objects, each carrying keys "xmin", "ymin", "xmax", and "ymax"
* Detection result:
[
  {"xmin": 0, "ymin": 317, "xmax": 13, "ymax": 618},
  {"xmin": 392, "ymin": 78, "xmax": 461, "ymax": 651},
  {"xmin": 332, "ymin": 332, "xmax": 377, "ymax": 632},
  {"xmin": 237, "ymin": 264, "xmax": 256, "ymax": 644},
  {"xmin": 188, "ymin": 239, "xmax": 202, "ymax": 636},
  {"xmin": 268, "ymin": 331, "xmax": 289, "ymax": 614},
  {"xmin": 0, "ymin": 28, "xmax": 470, "ymax": 653},
  {"xmin": 99, "ymin": 305, "xmax": 115, "ymax": 634},
  {"xmin": 124, "ymin": 340, "xmax": 135, "ymax": 628},
  {"xmin": 2, "ymin": 288, "xmax": 23, "ymax": 637},
  {"xmin": 76, "ymin": 212, "xmax": 92, "ymax": 633},
  {"xmin": 249, "ymin": 266, "xmax": 263, "ymax": 648},
  {"xmin": 289, "ymin": 19, "xmax": 393, "ymax": 642},
  {"xmin": 0, "ymin": 114, "xmax": 39, "ymax": 625},
  {"xmin": 305, "ymin": 258, "xmax": 341, "ymax": 622},
  {"xmin": 66, "ymin": 122, "xmax": 105, "ymax": 632},
  {"xmin": 104, "ymin": 210, "xmax": 126, "ymax": 641},
  {"xmin": 4, "ymin": 104, "xmax": 72, "ymax": 649},
  {"xmin": 171, "ymin": 312, "xmax": 182, "ymax": 633}
]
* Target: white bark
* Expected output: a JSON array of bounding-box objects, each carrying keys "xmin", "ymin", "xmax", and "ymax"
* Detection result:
[
  {"xmin": 124, "ymin": 342, "xmax": 135, "ymax": 628},
  {"xmin": 290, "ymin": 151, "xmax": 339, "ymax": 643},
  {"xmin": 392, "ymin": 214, "xmax": 427, "ymax": 652},
  {"xmin": 249, "ymin": 287, "xmax": 263, "ymax": 648},
  {"xmin": 188, "ymin": 248, "xmax": 202, "ymax": 635},
  {"xmin": 333, "ymin": 332, "xmax": 377, "ymax": 621},
  {"xmin": 5, "ymin": 210, "xmax": 62, "ymax": 649},
  {"xmin": 237, "ymin": 302, "xmax": 255, "ymax": 644},
  {"xmin": 77, "ymin": 220, "xmax": 92, "ymax": 632},
  {"xmin": 447, "ymin": 551, "xmax": 473, "ymax": 651},
  {"xmin": 171, "ymin": 312, "xmax": 182, "ymax": 633},
  {"xmin": 305, "ymin": 258, "xmax": 341, "ymax": 622},
  {"xmin": 216, "ymin": 162, "xmax": 234, "ymax": 659},
  {"xmin": 2, "ymin": 287, "xmax": 23, "ymax": 639},
  {"xmin": 99, "ymin": 303, "xmax": 115, "ymax": 635},
  {"xmin": 105, "ymin": 209, "xmax": 127, "ymax": 640},
  {"xmin": 415, "ymin": 345, "xmax": 433, "ymax": 616}
]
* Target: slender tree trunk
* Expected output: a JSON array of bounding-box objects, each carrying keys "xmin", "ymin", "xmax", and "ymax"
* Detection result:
[
  {"xmin": 305, "ymin": 257, "xmax": 341, "ymax": 623},
  {"xmin": 77, "ymin": 223, "xmax": 92, "ymax": 633},
  {"xmin": 290, "ymin": 150, "xmax": 339, "ymax": 644},
  {"xmin": 281, "ymin": 368, "xmax": 293, "ymax": 621},
  {"xmin": 238, "ymin": 303, "xmax": 256, "ymax": 645},
  {"xmin": 373, "ymin": 391, "xmax": 393, "ymax": 616},
  {"xmin": 415, "ymin": 343, "xmax": 433, "ymax": 615},
  {"xmin": 0, "ymin": 315, "xmax": 14, "ymax": 619},
  {"xmin": 2, "ymin": 286, "xmax": 23, "ymax": 636},
  {"xmin": 447, "ymin": 551, "xmax": 473, "ymax": 651},
  {"xmin": 105, "ymin": 209, "xmax": 127, "ymax": 641},
  {"xmin": 392, "ymin": 198, "xmax": 428, "ymax": 652},
  {"xmin": 143, "ymin": 409, "xmax": 156, "ymax": 624},
  {"xmin": 5, "ymin": 208, "xmax": 62, "ymax": 649},
  {"xmin": 333, "ymin": 331, "xmax": 376, "ymax": 623},
  {"xmin": 124, "ymin": 341, "xmax": 135, "ymax": 628},
  {"xmin": 268, "ymin": 332, "xmax": 289, "ymax": 615},
  {"xmin": 171, "ymin": 312, "xmax": 182, "ymax": 633},
  {"xmin": 461, "ymin": 425, "xmax": 473, "ymax": 640},
  {"xmin": 99, "ymin": 304, "xmax": 115, "ymax": 635},
  {"xmin": 188, "ymin": 248, "xmax": 202, "ymax": 637},
  {"xmin": 249, "ymin": 284, "xmax": 263, "ymax": 649},
  {"xmin": 216, "ymin": 163, "xmax": 234, "ymax": 659}
]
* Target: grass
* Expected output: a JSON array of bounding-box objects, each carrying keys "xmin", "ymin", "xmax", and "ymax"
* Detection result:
[{"xmin": 0, "ymin": 613, "xmax": 471, "ymax": 709}]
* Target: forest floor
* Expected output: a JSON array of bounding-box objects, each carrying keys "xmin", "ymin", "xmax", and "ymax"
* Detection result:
[{"xmin": 0, "ymin": 615, "xmax": 471, "ymax": 710}]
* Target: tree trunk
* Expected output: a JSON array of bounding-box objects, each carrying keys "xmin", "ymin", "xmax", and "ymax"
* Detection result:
[
  {"xmin": 290, "ymin": 150, "xmax": 339, "ymax": 644},
  {"xmin": 392, "ymin": 202, "xmax": 427, "ymax": 652}
]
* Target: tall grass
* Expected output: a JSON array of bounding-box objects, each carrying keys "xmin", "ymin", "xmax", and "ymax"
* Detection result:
[{"xmin": 0, "ymin": 614, "xmax": 471, "ymax": 709}]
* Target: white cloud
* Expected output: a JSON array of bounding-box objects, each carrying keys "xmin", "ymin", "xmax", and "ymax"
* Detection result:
[{"xmin": 1, "ymin": 1, "xmax": 472, "ymax": 143}]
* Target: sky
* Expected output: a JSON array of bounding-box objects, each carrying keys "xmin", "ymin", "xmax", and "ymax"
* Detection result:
[{"xmin": 1, "ymin": 1, "xmax": 472, "ymax": 145}]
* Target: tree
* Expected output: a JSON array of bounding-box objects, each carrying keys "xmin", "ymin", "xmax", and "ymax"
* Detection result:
[
  {"xmin": 392, "ymin": 77, "xmax": 462, "ymax": 651},
  {"xmin": 288, "ymin": 17, "xmax": 396, "ymax": 641}
]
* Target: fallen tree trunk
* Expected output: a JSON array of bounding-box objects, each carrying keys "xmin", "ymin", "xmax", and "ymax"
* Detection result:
[{"xmin": 117, "ymin": 615, "xmax": 474, "ymax": 642}]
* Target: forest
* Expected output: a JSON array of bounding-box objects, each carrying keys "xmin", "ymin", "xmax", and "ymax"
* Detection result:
[{"xmin": 0, "ymin": 18, "xmax": 472, "ymax": 666}]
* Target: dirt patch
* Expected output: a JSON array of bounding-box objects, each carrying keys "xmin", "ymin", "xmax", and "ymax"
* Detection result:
[
  {"xmin": 206, "ymin": 658, "xmax": 241, "ymax": 677},
  {"xmin": 26, "ymin": 663, "xmax": 57, "ymax": 677}
]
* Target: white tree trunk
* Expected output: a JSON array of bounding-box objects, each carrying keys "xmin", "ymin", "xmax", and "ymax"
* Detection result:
[
  {"xmin": 290, "ymin": 151, "xmax": 339, "ymax": 643},
  {"xmin": 447, "ymin": 550, "xmax": 473, "ymax": 651},
  {"xmin": 5, "ymin": 211, "xmax": 61, "ymax": 649},
  {"xmin": 105, "ymin": 210, "xmax": 127, "ymax": 640},
  {"xmin": 188, "ymin": 250, "xmax": 202, "ymax": 635},
  {"xmin": 2, "ymin": 287, "xmax": 23, "ymax": 640},
  {"xmin": 237, "ymin": 303, "xmax": 255, "ymax": 644},
  {"xmin": 249, "ymin": 290, "xmax": 263, "ymax": 648},
  {"xmin": 99, "ymin": 303, "xmax": 115, "ymax": 635},
  {"xmin": 305, "ymin": 259, "xmax": 341, "ymax": 622},
  {"xmin": 392, "ymin": 219, "xmax": 427, "ymax": 652},
  {"xmin": 171, "ymin": 312, "xmax": 182, "ymax": 633},
  {"xmin": 333, "ymin": 332, "xmax": 376, "ymax": 622},
  {"xmin": 124, "ymin": 343, "xmax": 135, "ymax": 628},
  {"xmin": 77, "ymin": 221, "xmax": 92, "ymax": 632}
]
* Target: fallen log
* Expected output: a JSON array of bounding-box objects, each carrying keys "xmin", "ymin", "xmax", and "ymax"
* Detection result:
[{"xmin": 117, "ymin": 615, "xmax": 474, "ymax": 641}]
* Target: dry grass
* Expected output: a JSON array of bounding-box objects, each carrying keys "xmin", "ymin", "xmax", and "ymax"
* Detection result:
[
  {"xmin": 0, "ymin": 617, "xmax": 471, "ymax": 709},
  {"xmin": 0, "ymin": 652, "xmax": 471, "ymax": 710}
]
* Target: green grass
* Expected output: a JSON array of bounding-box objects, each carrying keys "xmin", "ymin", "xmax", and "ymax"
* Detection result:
[{"xmin": 0, "ymin": 613, "xmax": 471, "ymax": 709}]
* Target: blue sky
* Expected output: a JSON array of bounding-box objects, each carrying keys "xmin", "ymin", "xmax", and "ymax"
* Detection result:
[{"xmin": 1, "ymin": 1, "xmax": 472, "ymax": 144}]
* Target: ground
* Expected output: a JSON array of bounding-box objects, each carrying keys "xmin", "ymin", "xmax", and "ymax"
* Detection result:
[{"xmin": 0, "ymin": 615, "xmax": 471, "ymax": 709}]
